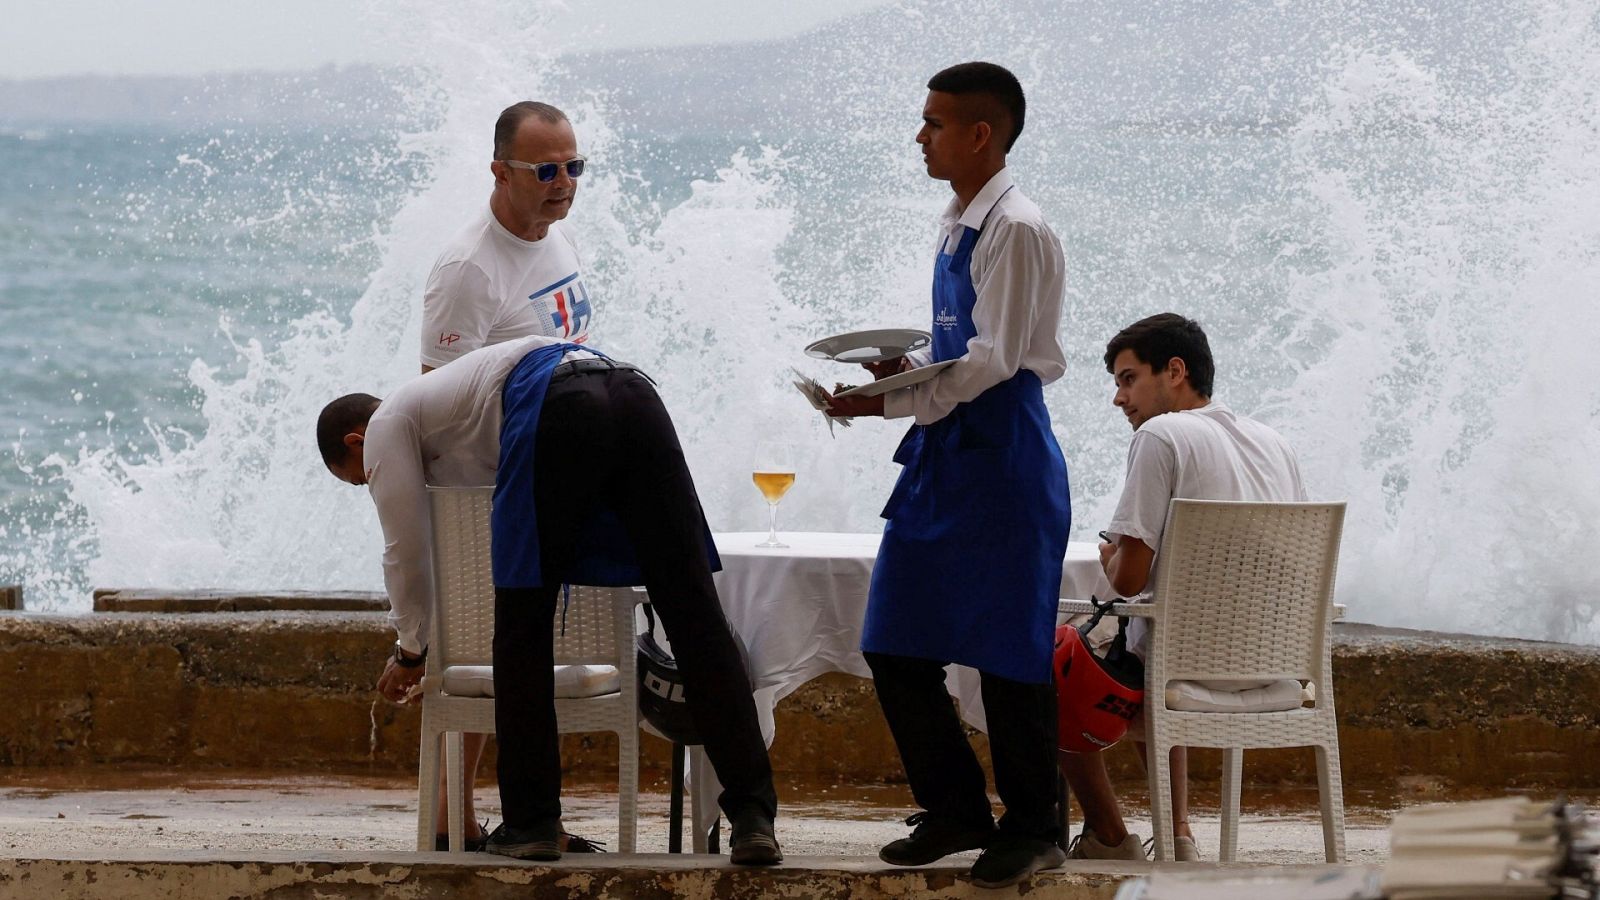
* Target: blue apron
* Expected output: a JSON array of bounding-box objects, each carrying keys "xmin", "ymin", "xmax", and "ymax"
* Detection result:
[
  {"xmin": 860, "ymin": 206, "xmax": 1071, "ymax": 684},
  {"xmin": 492, "ymin": 342, "xmax": 722, "ymax": 588}
]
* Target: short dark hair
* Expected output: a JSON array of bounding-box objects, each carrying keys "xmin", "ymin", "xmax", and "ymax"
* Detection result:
[
  {"xmin": 317, "ymin": 393, "xmax": 381, "ymax": 467},
  {"xmin": 1104, "ymin": 313, "xmax": 1216, "ymax": 397},
  {"xmin": 493, "ymin": 101, "xmax": 568, "ymax": 160},
  {"xmin": 926, "ymin": 61, "xmax": 1026, "ymax": 152}
]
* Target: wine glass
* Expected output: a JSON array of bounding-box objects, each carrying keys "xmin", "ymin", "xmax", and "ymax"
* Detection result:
[{"xmin": 752, "ymin": 441, "xmax": 796, "ymax": 549}]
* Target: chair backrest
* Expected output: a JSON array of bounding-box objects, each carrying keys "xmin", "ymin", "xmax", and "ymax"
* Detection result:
[
  {"xmin": 426, "ymin": 486, "xmax": 633, "ymax": 670},
  {"xmin": 1147, "ymin": 500, "xmax": 1346, "ymax": 689},
  {"xmin": 428, "ymin": 487, "xmax": 497, "ymax": 670}
]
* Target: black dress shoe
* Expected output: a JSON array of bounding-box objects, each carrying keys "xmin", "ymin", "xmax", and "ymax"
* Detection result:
[
  {"xmin": 879, "ymin": 811, "xmax": 996, "ymax": 866},
  {"xmin": 728, "ymin": 814, "xmax": 783, "ymax": 866},
  {"xmin": 484, "ymin": 821, "xmax": 562, "ymax": 861},
  {"xmin": 969, "ymin": 837, "xmax": 1067, "ymax": 889}
]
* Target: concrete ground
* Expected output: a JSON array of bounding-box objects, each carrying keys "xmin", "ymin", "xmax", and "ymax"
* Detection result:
[{"xmin": 0, "ymin": 769, "xmax": 1394, "ymax": 866}]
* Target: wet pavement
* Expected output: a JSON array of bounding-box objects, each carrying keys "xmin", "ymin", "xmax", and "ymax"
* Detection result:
[{"xmin": 0, "ymin": 768, "xmax": 1409, "ymax": 866}]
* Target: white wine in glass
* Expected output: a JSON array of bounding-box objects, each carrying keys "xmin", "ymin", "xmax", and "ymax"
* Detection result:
[{"xmin": 752, "ymin": 442, "xmax": 796, "ymax": 549}]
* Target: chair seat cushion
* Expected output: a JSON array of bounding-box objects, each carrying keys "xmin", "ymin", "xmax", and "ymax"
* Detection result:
[
  {"xmin": 1164, "ymin": 678, "xmax": 1307, "ymax": 712},
  {"xmin": 440, "ymin": 664, "xmax": 621, "ymax": 699}
]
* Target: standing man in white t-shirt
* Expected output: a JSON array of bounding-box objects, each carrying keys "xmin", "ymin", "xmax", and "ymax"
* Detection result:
[
  {"xmin": 412, "ymin": 101, "xmax": 596, "ymax": 851},
  {"xmin": 1062, "ymin": 313, "xmax": 1308, "ymax": 863},
  {"xmin": 420, "ymin": 100, "xmax": 593, "ymax": 374}
]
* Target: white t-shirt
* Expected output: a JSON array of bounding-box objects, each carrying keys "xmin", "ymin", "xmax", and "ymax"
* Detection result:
[
  {"xmin": 883, "ymin": 168, "xmax": 1068, "ymax": 425},
  {"xmin": 365, "ymin": 336, "xmax": 595, "ymax": 652},
  {"xmin": 419, "ymin": 209, "xmax": 593, "ymax": 369},
  {"xmin": 1105, "ymin": 401, "xmax": 1308, "ymax": 658}
]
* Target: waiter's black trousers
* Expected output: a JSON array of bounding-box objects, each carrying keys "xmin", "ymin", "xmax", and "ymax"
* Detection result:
[
  {"xmin": 493, "ymin": 366, "xmax": 777, "ymax": 829},
  {"xmin": 864, "ymin": 650, "xmax": 1059, "ymax": 842}
]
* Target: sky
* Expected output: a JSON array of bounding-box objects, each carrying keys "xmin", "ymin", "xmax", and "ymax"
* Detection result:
[{"xmin": 1, "ymin": 0, "xmax": 894, "ymax": 79}]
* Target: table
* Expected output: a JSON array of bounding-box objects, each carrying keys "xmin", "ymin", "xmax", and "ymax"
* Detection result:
[{"xmin": 677, "ymin": 531, "xmax": 1112, "ymax": 850}]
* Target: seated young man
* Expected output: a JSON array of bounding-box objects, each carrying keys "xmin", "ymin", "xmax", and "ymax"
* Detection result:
[
  {"xmin": 316, "ymin": 335, "xmax": 781, "ymax": 864},
  {"xmin": 1062, "ymin": 313, "xmax": 1308, "ymax": 862}
]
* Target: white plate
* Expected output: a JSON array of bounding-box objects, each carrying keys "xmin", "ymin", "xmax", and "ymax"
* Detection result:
[
  {"xmin": 834, "ymin": 359, "xmax": 957, "ymax": 398},
  {"xmin": 804, "ymin": 328, "xmax": 931, "ymax": 364}
]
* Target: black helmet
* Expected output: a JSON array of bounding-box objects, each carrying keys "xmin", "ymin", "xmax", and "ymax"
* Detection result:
[{"xmin": 636, "ymin": 604, "xmax": 701, "ymax": 744}]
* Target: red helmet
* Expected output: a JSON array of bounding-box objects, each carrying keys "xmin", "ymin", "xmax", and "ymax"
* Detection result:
[{"xmin": 1054, "ymin": 621, "xmax": 1145, "ymax": 753}]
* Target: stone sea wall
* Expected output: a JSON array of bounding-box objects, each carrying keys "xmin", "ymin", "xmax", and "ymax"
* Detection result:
[{"xmin": 1, "ymin": 610, "xmax": 1596, "ymax": 792}]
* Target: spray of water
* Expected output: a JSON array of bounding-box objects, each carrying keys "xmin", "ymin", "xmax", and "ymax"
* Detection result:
[
  {"xmin": 1274, "ymin": 4, "xmax": 1600, "ymax": 639},
  {"xmin": 24, "ymin": 0, "xmax": 1600, "ymax": 646}
]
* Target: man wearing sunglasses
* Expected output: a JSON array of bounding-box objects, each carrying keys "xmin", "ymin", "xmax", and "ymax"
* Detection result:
[
  {"xmin": 412, "ymin": 100, "xmax": 596, "ymax": 852},
  {"xmin": 420, "ymin": 101, "xmax": 595, "ymax": 377}
]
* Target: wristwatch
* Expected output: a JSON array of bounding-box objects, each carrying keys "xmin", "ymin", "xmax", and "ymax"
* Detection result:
[{"xmin": 393, "ymin": 642, "xmax": 428, "ymax": 669}]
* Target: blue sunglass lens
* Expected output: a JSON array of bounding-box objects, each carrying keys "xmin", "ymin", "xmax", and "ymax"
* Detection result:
[{"xmin": 535, "ymin": 159, "xmax": 586, "ymax": 182}]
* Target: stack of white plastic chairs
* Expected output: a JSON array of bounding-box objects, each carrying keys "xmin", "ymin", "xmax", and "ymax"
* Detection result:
[{"xmin": 1382, "ymin": 797, "xmax": 1596, "ymax": 900}]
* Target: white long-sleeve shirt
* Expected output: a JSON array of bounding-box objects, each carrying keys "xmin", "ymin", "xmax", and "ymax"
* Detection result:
[
  {"xmin": 883, "ymin": 169, "xmax": 1067, "ymax": 424},
  {"xmin": 363, "ymin": 336, "xmax": 593, "ymax": 652}
]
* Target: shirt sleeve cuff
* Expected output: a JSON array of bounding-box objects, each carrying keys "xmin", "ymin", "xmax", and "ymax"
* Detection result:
[{"xmin": 883, "ymin": 387, "xmax": 914, "ymax": 420}]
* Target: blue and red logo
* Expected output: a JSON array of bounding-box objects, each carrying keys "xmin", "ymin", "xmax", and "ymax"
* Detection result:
[{"xmin": 531, "ymin": 272, "xmax": 592, "ymax": 340}]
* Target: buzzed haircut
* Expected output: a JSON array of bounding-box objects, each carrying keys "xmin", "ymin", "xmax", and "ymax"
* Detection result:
[
  {"xmin": 926, "ymin": 61, "xmax": 1026, "ymax": 152},
  {"xmin": 317, "ymin": 393, "xmax": 382, "ymax": 467},
  {"xmin": 493, "ymin": 101, "xmax": 569, "ymax": 160},
  {"xmin": 1104, "ymin": 313, "xmax": 1216, "ymax": 398}
]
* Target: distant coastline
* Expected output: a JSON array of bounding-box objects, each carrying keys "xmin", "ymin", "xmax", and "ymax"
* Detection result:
[{"xmin": 0, "ymin": 66, "xmax": 407, "ymax": 127}]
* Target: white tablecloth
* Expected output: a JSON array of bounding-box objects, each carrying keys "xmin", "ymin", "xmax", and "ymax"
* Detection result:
[{"xmin": 677, "ymin": 531, "xmax": 1111, "ymax": 849}]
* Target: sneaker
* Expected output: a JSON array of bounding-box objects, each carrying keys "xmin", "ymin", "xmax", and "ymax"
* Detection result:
[
  {"xmin": 970, "ymin": 838, "xmax": 1067, "ymax": 889},
  {"xmin": 1066, "ymin": 826, "xmax": 1149, "ymax": 861},
  {"xmin": 434, "ymin": 819, "xmax": 490, "ymax": 852},
  {"xmin": 728, "ymin": 814, "xmax": 783, "ymax": 866},
  {"xmin": 879, "ymin": 811, "xmax": 996, "ymax": 867},
  {"xmin": 484, "ymin": 821, "xmax": 562, "ymax": 861},
  {"xmin": 1140, "ymin": 834, "xmax": 1202, "ymax": 861}
]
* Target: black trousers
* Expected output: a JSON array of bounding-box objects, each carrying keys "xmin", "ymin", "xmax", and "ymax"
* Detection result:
[
  {"xmin": 864, "ymin": 650, "xmax": 1059, "ymax": 842},
  {"xmin": 493, "ymin": 366, "xmax": 777, "ymax": 828}
]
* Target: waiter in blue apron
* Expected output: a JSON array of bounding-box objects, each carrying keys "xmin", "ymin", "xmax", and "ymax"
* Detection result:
[
  {"xmin": 316, "ymin": 336, "xmax": 781, "ymax": 865},
  {"xmin": 827, "ymin": 62, "xmax": 1070, "ymax": 889}
]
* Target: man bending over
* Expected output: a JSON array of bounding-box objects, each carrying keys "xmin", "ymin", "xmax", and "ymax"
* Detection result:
[{"xmin": 316, "ymin": 336, "xmax": 780, "ymax": 864}]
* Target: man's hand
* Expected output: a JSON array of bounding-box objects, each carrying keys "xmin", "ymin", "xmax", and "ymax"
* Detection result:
[
  {"xmin": 861, "ymin": 356, "xmax": 912, "ymax": 381},
  {"xmin": 377, "ymin": 655, "xmax": 424, "ymax": 704},
  {"xmin": 827, "ymin": 390, "xmax": 886, "ymax": 418},
  {"xmin": 1100, "ymin": 533, "xmax": 1156, "ymax": 598}
]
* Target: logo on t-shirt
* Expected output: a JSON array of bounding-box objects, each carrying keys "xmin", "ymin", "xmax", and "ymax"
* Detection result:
[
  {"xmin": 530, "ymin": 272, "xmax": 592, "ymax": 340},
  {"xmin": 437, "ymin": 332, "xmax": 461, "ymax": 347}
]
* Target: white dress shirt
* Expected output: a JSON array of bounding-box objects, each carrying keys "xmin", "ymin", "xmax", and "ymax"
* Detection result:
[
  {"xmin": 883, "ymin": 169, "xmax": 1067, "ymax": 424},
  {"xmin": 363, "ymin": 336, "xmax": 593, "ymax": 652}
]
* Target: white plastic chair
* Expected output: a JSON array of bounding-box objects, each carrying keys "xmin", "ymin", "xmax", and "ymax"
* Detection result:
[
  {"xmin": 414, "ymin": 486, "xmax": 641, "ymax": 853},
  {"xmin": 1064, "ymin": 499, "xmax": 1348, "ymax": 863}
]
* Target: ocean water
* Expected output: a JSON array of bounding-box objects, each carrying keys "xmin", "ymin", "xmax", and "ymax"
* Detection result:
[{"xmin": 2, "ymin": 0, "xmax": 1597, "ymax": 644}]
